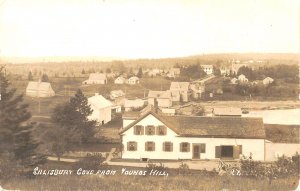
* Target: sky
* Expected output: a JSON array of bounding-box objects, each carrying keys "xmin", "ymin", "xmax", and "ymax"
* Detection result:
[{"xmin": 0, "ymin": 0, "xmax": 299, "ymax": 60}]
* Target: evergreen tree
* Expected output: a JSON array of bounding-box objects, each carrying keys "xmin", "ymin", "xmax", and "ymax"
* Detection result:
[
  {"xmin": 28, "ymin": 71, "xmax": 33, "ymax": 81},
  {"xmin": 41, "ymin": 73, "xmax": 49, "ymax": 82},
  {"xmin": 0, "ymin": 66, "xmax": 45, "ymax": 169},
  {"xmin": 137, "ymin": 67, "xmax": 143, "ymax": 78},
  {"xmin": 81, "ymin": 69, "xmax": 86, "ymax": 74}
]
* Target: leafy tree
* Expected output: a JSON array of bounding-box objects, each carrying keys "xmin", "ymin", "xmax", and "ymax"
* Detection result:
[
  {"xmin": 41, "ymin": 73, "xmax": 49, "ymax": 82},
  {"xmin": 0, "ymin": 66, "xmax": 45, "ymax": 170},
  {"xmin": 137, "ymin": 67, "xmax": 143, "ymax": 78},
  {"xmin": 213, "ymin": 66, "xmax": 221, "ymax": 76},
  {"xmin": 81, "ymin": 69, "xmax": 86, "ymax": 74},
  {"xmin": 237, "ymin": 66, "xmax": 256, "ymax": 81},
  {"xmin": 28, "ymin": 71, "xmax": 33, "ymax": 81}
]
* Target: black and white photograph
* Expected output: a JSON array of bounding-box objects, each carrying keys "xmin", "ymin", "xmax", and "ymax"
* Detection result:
[{"xmin": 0, "ymin": 0, "xmax": 300, "ymax": 190}]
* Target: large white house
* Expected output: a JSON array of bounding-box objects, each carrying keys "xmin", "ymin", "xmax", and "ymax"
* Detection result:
[
  {"xmin": 26, "ymin": 81, "xmax": 55, "ymax": 98},
  {"xmin": 120, "ymin": 110, "xmax": 265, "ymax": 161},
  {"xmin": 114, "ymin": 76, "xmax": 126, "ymax": 84},
  {"xmin": 88, "ymin": 93, "xmax": 113, "ymax": 125},
  {"xmin": 83, "ymin": 73, "xmax": 107, "ymax": 85}
]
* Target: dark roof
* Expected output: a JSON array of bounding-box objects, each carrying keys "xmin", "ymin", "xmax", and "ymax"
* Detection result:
[{"xmin": 120, "ymin": 110, "xmax": 265, "ymax": 139}]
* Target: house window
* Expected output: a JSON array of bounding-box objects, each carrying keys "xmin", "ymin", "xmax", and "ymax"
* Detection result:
[
  {"xmin": 180, "ymin": 142, "xmax": 190, "ymax": 152},
  {"xmin": 145, "ymin": 142, "xmax": 155, "ymax": 151},
  {"xmin": 163, "ymin": 142, "xmax": 173, "ymax": 152},
  {"xmin": 156, "ymin": 125, "xmax": 167, "ymax": 135},
  {"xmin": 145, "ymin": 125, "xmax": 155, "ymax": 135},
  {"xmin": 134, "ymin": 125, "xmax": 144, "ymax": 135},
  {"xmin": 127, "ymin": 142, "xmax": 137, "ymax": 151}
]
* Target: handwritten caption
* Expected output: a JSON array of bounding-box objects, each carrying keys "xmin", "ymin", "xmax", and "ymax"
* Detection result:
[{"xmin": 33, "ymin": 167, "xmax": 169, "ymax": 177}]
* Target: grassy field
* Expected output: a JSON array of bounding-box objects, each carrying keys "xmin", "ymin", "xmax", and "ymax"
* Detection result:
[{"xmin": 1, "ymin": 173, "xmax": 298, "ymax": 191}]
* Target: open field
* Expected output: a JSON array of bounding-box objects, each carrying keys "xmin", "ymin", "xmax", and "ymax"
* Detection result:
[{"xmin": 1, "ymin": 173, "xmax": 298, "ymax": 191}]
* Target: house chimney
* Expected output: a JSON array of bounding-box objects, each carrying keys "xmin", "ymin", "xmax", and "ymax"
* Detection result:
[{"xmin": 153, "ymin": 98, "xmax": 158, "ymax": 113}]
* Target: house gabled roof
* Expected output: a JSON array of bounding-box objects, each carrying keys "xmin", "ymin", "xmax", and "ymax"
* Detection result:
[
  {"xmin": 119, "ymin": 110, "xmax": 265, "ymax": 139},
  {"xmin": 170, "ymin": 82, "xmax": 190, "ymax": 91},
  {"xmin": 88, "ymin": 94, "xmax": 113, "ymax": 109},
  {"xmin": 26, "ymin": 81, "xmax": 53, "ymax": 92}
]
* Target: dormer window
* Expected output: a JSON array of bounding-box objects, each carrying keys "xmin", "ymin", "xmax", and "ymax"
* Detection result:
[
  {"xmin": 145, "ymin": 125, "xmax": 155, "ymax": 135},
  {"xmin": 134, "ymin": 125, "xmax": 144, "ymax": 135},
  {"xmin": 156, "ymin": 125, "xmax": 167, "ymax": 135}
]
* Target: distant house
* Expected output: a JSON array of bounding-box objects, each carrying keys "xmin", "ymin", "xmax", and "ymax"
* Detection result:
[
  {"xmin": 26, "ymin": 81, "xmax": 55, "ymax": 98},
  {"xmin": 148, "ymin": 91, "xmax": 172, "ymax": 108},
  {"xmin": 88, "ymin": 93, "xmax": 113, "ymax": 125},
  {"xmin": 201, "ymin": 65, "xmax": 214, "ymax": 75},
  {"xmin": 231, "ymin": 78, "xmax": 238, "ymax": 84},
  {"xmin": 83, "ymin": 73, "xmax": 107, "ymax": 85},
  {"xmin": 169, "ymin": 82, "xmax": 190, "ymax": 102},
  {"xmin": 238, "ymin": 74, "xmax": 248, "ymax": 83},
  {"xmin": 190, "ymin": 83, "xmax": 205, "ymax": 99},
  {"xmin": 127, "ymin": 76, "xmax": 140, "ymax": 85},
  {"xmin": 119, "ymin": 109, "xmax": 265, "ymax": 160},
  {"xmin": 124, "ymin": 98, "xmax": 146, "ymax": 111},
  {"xmin": 263, "ymin": 77, "xmax": 274, "ymax": 85},
  {"xmin": 114, "ymin": 76, "xmax": 126, "ymax": 84},
  {"xmin": 212, "ymin": 107, "xmax": 242, "ymax": 117}
]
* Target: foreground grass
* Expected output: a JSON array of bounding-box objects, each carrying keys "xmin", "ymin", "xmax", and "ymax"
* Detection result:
[{"xmin": 1, "ymin": 174, "xmax": 298, "ymax": 191}]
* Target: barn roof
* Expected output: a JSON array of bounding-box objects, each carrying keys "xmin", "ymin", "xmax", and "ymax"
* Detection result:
[
  {"xmin": 26, "ymin": 81, "xmax": 52, "ymax": 92},
  {"xmin": 120, "ymin": 110, "xmax": 265, "ymax": 139},
  {"xmin": 88, "ymin": 94, "xmax": 112, "ymax": 109}
]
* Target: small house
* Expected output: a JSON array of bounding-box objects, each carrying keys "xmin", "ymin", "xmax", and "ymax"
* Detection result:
[
  {"xmin": 238, "ymin": 74, "xmax": 248, "ymax": 83},
  {"xmin": 148, "ymin": 90, "xmax": 172, "ymax": 108},
  {"xmin": 127, "ymin": 76, "xmax": 140, "ymax": 85},
  {"xmin": 263, "ymin": 77, "xmax": 274, "ymax": 85},
  {"xmin": 88, "ymin": 93, "xmax": 113, "ymax": 125},
  {"xmin": 83, "ymin": 73, "xmax": 107, "ymax": 85},
  {"xmin": 201, "ymin": 65, "xmax": 214, "ymax": 75},
  {"xmin": 26, "ymin": 81, "xmax": 55, "ymax": 98}
]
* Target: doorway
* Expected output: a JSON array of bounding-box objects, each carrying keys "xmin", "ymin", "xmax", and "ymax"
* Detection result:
[
  {"xmin": 192, "ymin": 144, "xmax": 201, "ymax": 159},
  {"xmin": 221, "ymin": 146, "xmax": 234, "ymax": 158}
]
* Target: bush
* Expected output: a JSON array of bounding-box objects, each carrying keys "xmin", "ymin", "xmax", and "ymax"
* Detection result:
[
  {"xmin": 145, "ymin": 162, "xmax": 168, "ymax": 173},
  {"xmin": 178, "ymin": 161, "xmax": 190, "ymax": 175}
]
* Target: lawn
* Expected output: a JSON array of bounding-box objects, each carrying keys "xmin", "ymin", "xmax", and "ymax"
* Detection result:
[{"xmin": 1, "ymin": 172, "xmax": 298, "ymax": 191}]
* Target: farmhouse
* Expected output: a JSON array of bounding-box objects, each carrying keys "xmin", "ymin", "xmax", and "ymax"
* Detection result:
[
  {"xmin": 88, "ymin": 93, "xmax": 113, "ymax": 125},
  {"xmin": 26, "ymin": 81, "xmax": 55, "ymax": 98},
  {"xmin": 114, "ymin": 76, "xmax": 126, "ymax": 84},
  {"xmin": 83, "ymin": 73, "xmax": 107, "ymax": 85},
  {"xmin": 190, "ymin": 83, "xmax": 205, "ymax": 99},
  {"xmin": 119, "ymin": 110, "xmax": 265, "ymax": 161},
  {"xmin": 201, "ymin": 65, "xmax": 214, "ymax": 75},
  {"xmin": 169, "ymin": 82, "xmax": 190, "ymax": 102},
  {"xmin": 238, "ymin": 74, "xmax": 248, "ymax": 83},
  {"xmin": 148, "ymin": 91, "xmax": 172, "ymax": 108},
  {"xmin": 262, "ymin": 77, "xmax": 274, "ymax": 85},
  {"xmin": 127, "ymin": 76, "xmax": 140, "ymax": 85}
]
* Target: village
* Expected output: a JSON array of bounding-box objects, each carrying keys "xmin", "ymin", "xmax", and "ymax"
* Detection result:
[{"xmin": 2, "ymin": 57, "xmax": 299, "ymax": 170}]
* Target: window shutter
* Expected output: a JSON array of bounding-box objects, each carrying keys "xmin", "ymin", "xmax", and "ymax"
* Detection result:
[
  {"xmin": 187, "ymin": 143, "xmax": 190, "ymax": 152},
  {"xmin": 239, "ymin": 145, "xmax": 242, "ymax": 155},
  {"xmin": 180, "ymin": 143, "xmax": 183, "ymax": 152},
  {"xmin": 134, "ymin": 126, "xmax": 137, "ymax": 135},
  {"xmin": 201, "ymin": 144, "xmax": 206, "ymax": 153},
  {"xmin": 145, "ymin": 142, "xmax": 147, "ymax": 151},
  {"xmin": 134, "ymin": 142, "xmax": 137, "ymax": 151},
  {"xmin": 233, "ymin": 146, "xmax": 240, "ymax": 159},
  {"xmin": 215, "ymin": 146, "xmax": 221, "ymax": 158},
  {"xmin": 163, "ymin": 142, "xmax": 165, "ymax": 151},
  {"xmin": 127, "ymin": 142, "xmax": 130, "ymax": 151},
  {"xmin": 170, "ymin": 143, "xmax": 173, "ymax": 152},
  {"xmin": 141, "ymin": 126, "xmax": 144, "ymax": 135},
  {"xmin": 153, "ymin": 142, "xmax": 155, "ymax": 151}
]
